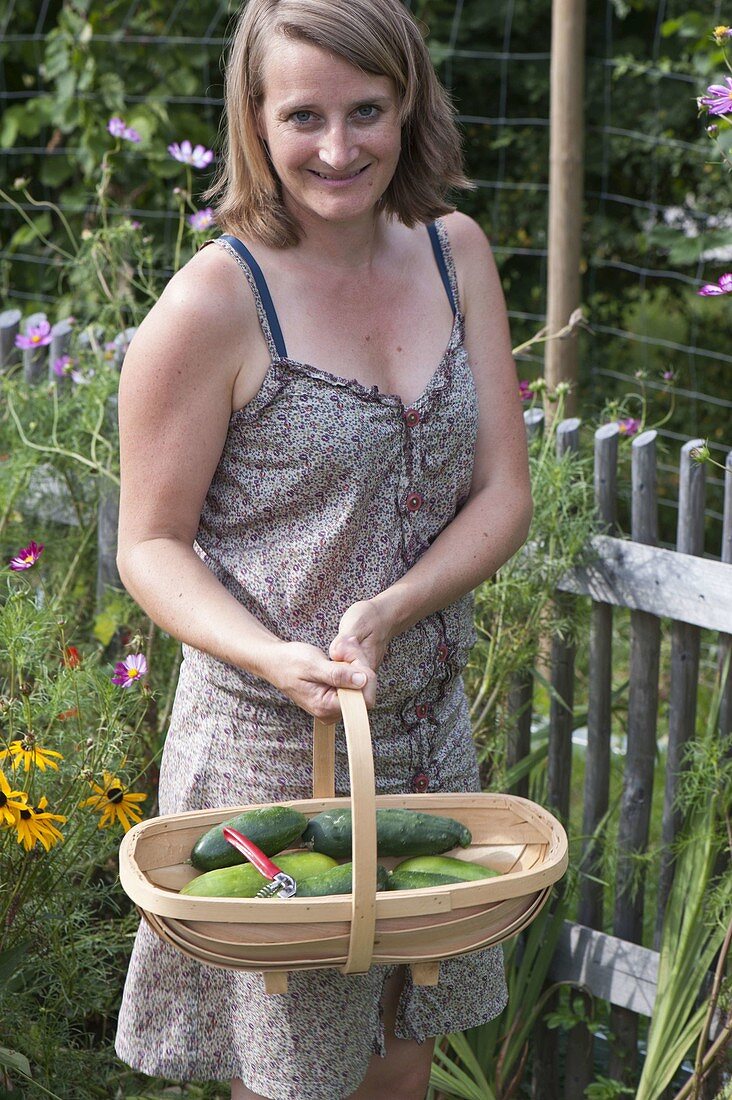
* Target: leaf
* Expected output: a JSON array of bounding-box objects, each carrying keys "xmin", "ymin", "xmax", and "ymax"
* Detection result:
[
  {"xmin": 0, "ymin": 1049, "xmax": 30, "ymax": 1078},
  {"xmin": 93, "ymin": 610, "xmax": 117, "ymax": 647},
  {"xmin": 0, "ymin": 944, "xmax": 30, "ymax": 989}
]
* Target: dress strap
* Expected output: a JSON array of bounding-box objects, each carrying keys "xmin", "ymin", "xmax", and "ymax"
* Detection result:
[
  {"xmin": 427, "ymin": 221, "xmax": 458, "ymax": 317},
  {"xmin": 215, "ymin": 234, "xmax": 289, "ymax": 359}
]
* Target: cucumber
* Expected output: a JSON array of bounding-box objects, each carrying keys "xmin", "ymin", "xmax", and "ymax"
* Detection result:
[
  {"xmin": 180, "ymin": 852, "xmax": 336, "ymax": 897},
  {"xmin": 303, "ymin": 808, "xmax": 471, "ymax": 859},
  {"xmin": 392, "ymin": 855, "xmax": 500, "ymax": 881},
  {"xmin": 387, "ymin": 870, "xmax": 465, "ymax": 891},
  {"xmin": 190, "ymin": 805, "xmax": 308, "ymax": 871},
  {"xmin": 294, "ymin": 862, "xmax": 390, "ymax": 897}
]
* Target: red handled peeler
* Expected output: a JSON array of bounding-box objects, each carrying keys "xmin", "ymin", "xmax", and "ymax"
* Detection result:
[{"xmin": 222, "ymin": 825, "xmax": 297, "ymax": 898}]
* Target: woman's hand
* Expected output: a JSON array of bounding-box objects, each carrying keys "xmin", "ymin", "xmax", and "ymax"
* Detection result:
[
  {"xmin": 328, "ymin": 598, "xmax": 394, "ymax": 678},
  {"xmin": 262, "ymin": 640, "xmax": 376, "ymax": 722}
]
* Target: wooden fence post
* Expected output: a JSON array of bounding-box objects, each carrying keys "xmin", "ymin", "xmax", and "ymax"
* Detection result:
[
  {"xmin": 49, "ymin": 319, "xmax": 74, "ymax": 384},
  {"xmin": 22, "ymin": 312, "xmax": 48, "ymax": 383},
  {"xmin": 506, "ymin": 408, "xmax": 545, "ymax": 797},
  {"xmin": 564, "ymin": 421, "xmax": 620, "ymax": 1098},
  {"xmin": 655, "ymin": 439, "xmax": 706, "ymax": 947},
  {"xmin": 609, "ymin": 429, "xmax": 661, "ymax": 1085},
  {"xmin": 0, "ymin": 308, "xmax": 21, "ymax": 372},
  {"xmin": 532, "ymin": 416, "xmax": 580, "ymax": 1100}
]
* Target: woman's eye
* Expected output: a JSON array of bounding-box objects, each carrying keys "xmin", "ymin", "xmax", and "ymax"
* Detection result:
[
  {"xmin": 355, "ymin": 105, "xmax": 379, "ymax": 119},
  {"xmin": 291, "ymin": 110, "xmax": 314, "ymax": 124}
]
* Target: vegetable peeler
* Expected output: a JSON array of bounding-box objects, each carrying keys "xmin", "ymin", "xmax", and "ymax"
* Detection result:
[{"xmin": 222, "ymin": 825, "xmax": 297, "ymax": 898}]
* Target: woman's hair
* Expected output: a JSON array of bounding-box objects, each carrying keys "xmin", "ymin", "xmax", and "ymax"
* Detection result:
[{"xmin": 203, "ymin": 0, "xmax": 473, "ymax": 247}]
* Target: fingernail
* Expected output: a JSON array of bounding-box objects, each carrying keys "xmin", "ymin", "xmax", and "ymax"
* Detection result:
[{"xmin": 352, "ymin": 672, "xmax": 367, "ymax": 686}]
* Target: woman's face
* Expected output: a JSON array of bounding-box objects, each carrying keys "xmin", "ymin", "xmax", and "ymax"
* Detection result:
[{"xmin": 256, "ymin": 37, "xmax": 402, "ymax": 228}]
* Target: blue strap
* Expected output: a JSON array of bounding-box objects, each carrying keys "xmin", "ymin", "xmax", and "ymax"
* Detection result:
[
  {"xmin": 427, "ymin": 222, "xmax": 457, "ymax": 317},
  {"xmin": 220, "ymin": 234, "xmax": 288, "ymax": 359}
]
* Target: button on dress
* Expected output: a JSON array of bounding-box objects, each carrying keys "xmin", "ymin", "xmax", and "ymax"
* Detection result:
[{"xmin": 114, "ymin": 220, "xmax": 508, "ymax": 1098}]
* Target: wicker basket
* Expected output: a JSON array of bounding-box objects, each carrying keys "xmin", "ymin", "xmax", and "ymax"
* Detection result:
[{"xmin": 119, "ymin": 688, "xmax": 568, "ymax": 993}]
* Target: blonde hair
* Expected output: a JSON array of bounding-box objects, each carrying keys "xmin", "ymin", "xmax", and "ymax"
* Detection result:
[{"xmin": 203, "ymin": 0, "xmax": 473, "ymax": 247}]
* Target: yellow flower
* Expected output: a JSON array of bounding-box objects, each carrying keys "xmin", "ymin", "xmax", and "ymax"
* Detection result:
[
  {"xmin": 14, "ymin": 796, "xmax": 66, "ymax": 852},
  {"xmin": 0, "ymin": 770, "xmax": 28, "ymax": 826},
  {"xmin": 0, "ymin": 735, "xmax": 64, "ymax": 772},
  {"xmin": 79, "ymin": 771, "xmax": 147, "ymax": 832},
  {"xmin": 714, "ymin": 25, "xmax": 732, "ymax": 44}
]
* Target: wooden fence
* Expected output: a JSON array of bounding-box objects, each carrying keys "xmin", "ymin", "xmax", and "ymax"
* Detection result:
[{"xmin": 2, "ymin": 309, "xmax": 732, "ymax": 1093}]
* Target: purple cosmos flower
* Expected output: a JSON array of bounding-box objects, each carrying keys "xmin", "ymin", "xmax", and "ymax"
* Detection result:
[
  {"xmin": 15, "ymin": 319, "xmax": 52, "ymax": 350},
  {"xmin": 617, "ymin": 418, "xmax": 641, "ymax": 437},
  {"xmin": 52, "ymin": 355, "xmax": 88, "ymax": 383},
  {"xmin": 662, "ymin": 369, "xmax": 675, "ymax": 383},
  {"xmin": 111, "ymin": 653, "xmax": 148, "ymax": 688},
  {"xmin": 518, "ymin": 380, "xmax": 532, "ymax": 402},
  {"xmin": 187, "ymin": 207, "xmax": 216, "ymax": 231},
  {"xmin": 107, "ymin": 116, "xmax": 141, "ymax": 143},
  {"xmin": 699, "ymin": 77, "xmax": 732, "ymax": 116},
  {"xmin": 698, "ymin": 272, "xmax": 732, "ymax": 296},
  {"xmin": 9, "ymin": 541, "xmax": 44, "ymax": 571},
  {"xmin": 168, "ymin": 140, "xmax": 214, "ymax": 169}
]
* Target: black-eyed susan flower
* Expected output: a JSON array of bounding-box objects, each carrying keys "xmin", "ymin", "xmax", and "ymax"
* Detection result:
[
  {"xmin": 0, "ymin": 733, "xmax": 63, "ymax": 772},
  {"xmin": 79, "ymin": 771, "xmax": 147, "ymax": 832},
  {"xmin": 14, "ymin": 796, "xmax": 66, "ymax": 852},
  {"xmin": 0, "ymin": 770, "xmax": 28, "ymax": 826}
]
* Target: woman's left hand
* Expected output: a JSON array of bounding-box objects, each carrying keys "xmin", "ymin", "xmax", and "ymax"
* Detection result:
[{"xmin": 329, "ymin": 599, "xmax": 394, "ymax": 676}]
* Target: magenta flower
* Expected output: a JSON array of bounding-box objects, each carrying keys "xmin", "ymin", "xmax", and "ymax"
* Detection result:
[
  {"xmin": 15, "ymin": 319, "xmax": 52, "ymax": 350},
  {"xmin": 617, "ymin": 418, "xmax": 641, "ymax": 436},
  {"xmin": 9, "ymin": 541, "xmax": 44, "ymax": 571},
  {"xmin": 698, "ymin": 272, "xmax": 732, "ymax": 296},
  {"xmin": 168, "ymin": 140, "xmax": 214, "ymax": 169},
  {"xmin": 518, "ymin": 380, "xmax": 532, "ymax": 402},
  {"xmin": 699, "ymin": 77, "xmax": 732, "ymax": 116},
  {"xmin": 52, "ymin": 355, "xmax": 88, "ymax": 383},
  {"xmin": 111, "ymin": 654, "xmax": 148, "ymax": 688},
  {"xmin": 187, "ymin": 207, "xmax": 216, "ymax": 231},
  {"xmin": 107, "ymin": 116, "xmax": 141, "ymax": 143}
]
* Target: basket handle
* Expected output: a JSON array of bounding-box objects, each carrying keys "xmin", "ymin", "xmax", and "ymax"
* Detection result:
[{"xmin": 312, "ymin": 690, "xmax": 376, "ymax": 975}]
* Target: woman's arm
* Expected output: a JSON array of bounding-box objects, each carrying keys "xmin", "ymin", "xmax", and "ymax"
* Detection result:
[
  {"xmin": 117, "ymin": 246, "xmax": 374, "ymax": 719},
  {"xmin": 330, "ymin": 212, "xmax": 532, "ymax": 669}
]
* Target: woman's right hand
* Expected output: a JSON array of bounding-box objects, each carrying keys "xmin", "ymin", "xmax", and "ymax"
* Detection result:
[{"xmin": 260, "ymin": 640, "xmax": 377, "ymax": 722}]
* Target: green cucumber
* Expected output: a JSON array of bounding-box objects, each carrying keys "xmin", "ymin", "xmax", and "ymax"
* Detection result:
[
  {"xmin": 387, "ymin": 870, "xmax": 465, "ymax": 891},
  {"xmin": 180, "ymin": 852, "xmax": 336, "ymax": 897},
  {"xmin": 190, "ymin": 805, "xmax": 308, "ymax": 871},
  {"xmin": 392, "ymin": 855, "xmax": 500, "ymax": 881},
  {"xmin": 302, "ymin": 808, "xmax": 471, "ymax": 859},
  {"xmin": 294, "ymin": 862, "xmax": 390, "ymax": 897}
]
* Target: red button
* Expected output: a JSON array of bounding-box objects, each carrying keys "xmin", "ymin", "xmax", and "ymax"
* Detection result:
[
  {"xmin": 411, "ymin": 771, "xmax": 430, "ymax": 793},
  {"xmin": 436, "ymin": 642, "xmax": 449, "ymax": 663},
  {"xmin": 404, "ymin": 408, "xmax": 421, "ymax": 428},
  {"xmin": 415, "ymin": 703, "xmax": 429, "ymax": 720},
  {"xmin": 405, "ymin": 492, "xmax": 424, "ymax": 513}
]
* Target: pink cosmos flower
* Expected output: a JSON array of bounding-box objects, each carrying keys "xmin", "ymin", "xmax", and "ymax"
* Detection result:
[
  {"xmin": 617, "ymin": 418, "xmax": 641, "ymax": 436},
  {"xmin": 15, "ymin": 320, "xmax": 52, "ymax": 350},
  {"xmin": 52, "ymin": 355, "xmax": 87, "ymax": 383},
  {"xmin": 9, "ymin": 541, "xmax": 44, "ymax": 571},
  {"xmin": 698, "ymin": 272, "xmax": 732, "ymax": 296},
  {"xmin": 107, "ymin": 117, "xmax": 141, "ymax": 143},
  {"xmin": 111, "ymin": 654, "xmax": 148, "ymax": 688},
  {"xmin": 187, "ymin": 207, "xmax": 216, "ymax": 231},
  {"xmin": 168, "ymin": 140, "xmax": 214, "ymax": 169},
  {"xmin": 518, "ymin": 380, "xmax": 532, "ymax": 402},
  {"xmin": 699, "ymin": 77, "xmax": 732, "ymax": 116}
]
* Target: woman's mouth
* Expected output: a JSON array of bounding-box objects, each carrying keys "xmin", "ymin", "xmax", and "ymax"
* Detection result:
[{"xmin": 308, "ymin": 164, "xmax": 370, "ymax": 183}]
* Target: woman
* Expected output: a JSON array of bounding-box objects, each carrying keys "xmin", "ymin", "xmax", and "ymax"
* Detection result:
[{"xmin": 114, "ymin": 0, "xmax": 532, "ymax": 1097}]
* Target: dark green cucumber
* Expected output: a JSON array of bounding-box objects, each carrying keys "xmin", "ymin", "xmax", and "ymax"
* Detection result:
[
  {"xmin": 180, "ymin": 852, "xmax": 337, "ymax": 897},
  {"xmin": 294, "ymin": 862, "xmax": 390, "ymax": 897},
  {"xmin": 302, "ymin": 807, "xmax": 471, "ymax": 859},
  {"xmin": 190, "ymin": 805, "xmax": 308, "ymax": 871},
  {"xmin": 393, "ymin": 855, "xmax": 500, "ymax": 881},
  {"xmin": 387, "ymin": 870, "xmax": 465, "ymax": 891}
]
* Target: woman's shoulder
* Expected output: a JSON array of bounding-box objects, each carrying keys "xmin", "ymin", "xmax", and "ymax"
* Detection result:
[{"xmin": 437, "ymin": 211, "xmax": 492, "ymax": 263}]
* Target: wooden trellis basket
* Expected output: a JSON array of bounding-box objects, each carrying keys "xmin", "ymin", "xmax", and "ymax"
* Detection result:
[{"xmin": 119, "ymin": 688, "xmax": 568, "ymax": 993}]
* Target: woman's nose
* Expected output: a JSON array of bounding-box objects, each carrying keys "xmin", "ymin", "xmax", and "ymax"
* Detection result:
[{"xmin": 318, "ymin": 124, "xmax": 358, "ymax": 172}]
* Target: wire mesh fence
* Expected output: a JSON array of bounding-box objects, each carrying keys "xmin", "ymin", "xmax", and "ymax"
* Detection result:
[{"xmin": 1, "ymin": 0, "xmax": 730, "ymax": 546}]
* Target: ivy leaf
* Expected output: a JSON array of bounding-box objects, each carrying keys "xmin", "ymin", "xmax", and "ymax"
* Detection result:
[{"xmin": 93, "ymin": 611, "xmax": 117, "ymax": 647}]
